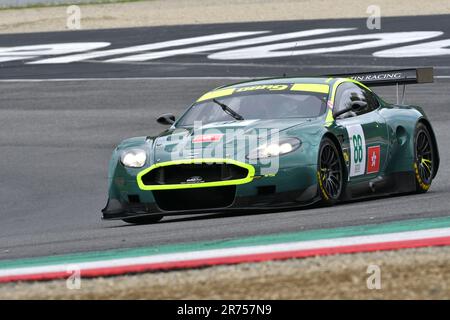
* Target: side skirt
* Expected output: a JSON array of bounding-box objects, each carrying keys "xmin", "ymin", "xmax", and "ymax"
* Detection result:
[{"xmin": 344, "ymin": 171, "xmax": 416, "ymax": 201}]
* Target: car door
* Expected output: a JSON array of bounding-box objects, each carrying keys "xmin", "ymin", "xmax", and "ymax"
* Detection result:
[{"xmin": 333, "ymin": 82, "xmax": 389, "ymax": 193}]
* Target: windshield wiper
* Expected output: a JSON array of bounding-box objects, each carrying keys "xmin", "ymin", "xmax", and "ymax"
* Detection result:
[{"xmin": 212, "ymin": 99, "xmax": 244, "ymax": 121}]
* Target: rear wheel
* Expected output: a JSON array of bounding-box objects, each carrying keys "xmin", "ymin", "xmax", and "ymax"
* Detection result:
[
  {"xmin": 414, "ymin": 123, "xmax": 435, "ymax": 193},
  {"xmin": 317, "ymin": 138, "xmax": 344, "ymax": 205},
  {"xmin": 123, "ymin": 215, "xmax": 163, "ymax": 224}
]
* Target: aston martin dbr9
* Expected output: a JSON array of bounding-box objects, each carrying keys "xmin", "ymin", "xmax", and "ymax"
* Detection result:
[{"xmin": 102, "ymin": 68, "xmax": 439, "ymax": 224}]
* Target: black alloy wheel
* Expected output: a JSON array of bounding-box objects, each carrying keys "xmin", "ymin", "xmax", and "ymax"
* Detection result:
[
  {"xmin": 318, "ymin": 138, "xmax": 344, "ymax": 204},
  {"xmin": 414, "ymin": 123, "xmax": 434, "ymax": 193}
]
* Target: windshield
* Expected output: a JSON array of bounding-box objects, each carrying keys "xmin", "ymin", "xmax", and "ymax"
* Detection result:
[{"xmin": 176, "ymin": 91, "xmax": 328, "ymax": 126}]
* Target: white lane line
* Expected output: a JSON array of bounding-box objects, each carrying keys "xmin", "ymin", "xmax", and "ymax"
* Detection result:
[
  {"xmin": 0, "ymin": 76, "xmax": 448, "ymax": 82},
  {"xmin": 0, "ymin": 77, "xmax": 255, "ymax": 82},
  {"xmin": 1, "ymin": 227, "xmax": 450, "ymax": 278}
]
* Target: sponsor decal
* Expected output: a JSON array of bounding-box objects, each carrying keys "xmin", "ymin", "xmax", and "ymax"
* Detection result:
[
  {"xmin": 192, "ymin": 133, "xmax": 223, "ymax": 143},
  {"xmin": 185, "ymin": 176, "xmax": 204, "ymax": 184},
  {"xmin": 349, "ymin": 73, "xmax": 403, "ymax": 82},
  {"xmin": 198, "ymin": 83, "xmax": 327, "ymax": 102},
  {"xmin": 343, "ymin": 149, "xmax": 350, "ymax": 165},
  {"xmin": 367, "ymin": 145, "xmax": 381, "ymax": 174},
  {"xmin": 347, "ymin": 124, "xmax": 366, "ymax": 177},
  {"xmin": 235, "ymin": 84, "xmax": 289, "ymax": 92}
]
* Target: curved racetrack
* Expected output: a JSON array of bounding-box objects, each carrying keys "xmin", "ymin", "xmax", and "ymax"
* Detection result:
[
  {"xmin": 0, "ymin": 16, "xmax": 449, "ymax": 260},
  {"xmin": 0, "ymin": 79, "xmax": 449, "ymax": 260}
]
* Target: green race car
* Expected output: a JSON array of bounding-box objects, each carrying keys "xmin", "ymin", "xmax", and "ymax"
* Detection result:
[{"xmin": 102, "ymin": 68, "xmax": 439, "ymax": 224}]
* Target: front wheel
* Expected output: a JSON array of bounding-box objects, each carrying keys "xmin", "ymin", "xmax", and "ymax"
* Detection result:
[
  {"xmin": 123, "ymin": 215, "xmax": 163, "ymax": 224},
  {"xmin": 414, "ymin": 123, "xmax": 435, "ymax": 193},
  {"xmin": 317, "ymin": 137, "xmax": 345, "ymax": 205}
]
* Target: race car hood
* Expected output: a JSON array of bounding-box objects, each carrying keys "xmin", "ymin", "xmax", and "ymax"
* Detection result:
[{"xmin": 150, "ymin": 118, "xmax": 318, "ymax": 163}]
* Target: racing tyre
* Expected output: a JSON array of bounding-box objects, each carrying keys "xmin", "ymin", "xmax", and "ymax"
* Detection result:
[
  {"xmin": 122, "ymin": 215, "xmax": 163, "ymax": 224},
  {"xmin": 317, "ymin": 137, "xmax": 344, "ymax": 205},
  {"xmin": 413, "ymin": 122, "xmax": 435, "ymax": 193}
]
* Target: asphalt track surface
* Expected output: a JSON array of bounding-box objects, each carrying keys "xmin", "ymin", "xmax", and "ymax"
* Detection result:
[
  {"xmin": 1, "ymin": 16, "xmax": 450, "ymax": 260},
  {"xmin": 1, "ymin": 15, "xmax": 450, "ymax": 79}
]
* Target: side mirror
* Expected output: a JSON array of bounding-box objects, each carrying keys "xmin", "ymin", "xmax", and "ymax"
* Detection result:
[
  {"xmin": 333, "ymin": 100, "xmax": 367, "ymax": 119},
  {"xmin": 157, "ymin": 113, "xmax": 175, "ymax": 125}
]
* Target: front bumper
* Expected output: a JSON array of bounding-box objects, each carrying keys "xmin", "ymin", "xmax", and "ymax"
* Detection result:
[{"xmin": 102, "ymin": 164, "xmax": 318, "ymax": 220}]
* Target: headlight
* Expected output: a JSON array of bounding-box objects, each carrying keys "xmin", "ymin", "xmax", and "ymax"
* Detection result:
[
  {"xmin": 247, "ymin": 138, "xmax": 301, "ymax": 159},
  {"xmin": 120, "ymin": 149, "xmax": 147, "ymax": 168}
]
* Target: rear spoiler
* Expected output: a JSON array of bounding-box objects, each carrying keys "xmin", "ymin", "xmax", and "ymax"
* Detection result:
[
  {"xmin": 329, "ymin": 67, "xmax": 433, "ymax": 86},
  {"xmin": 327, "ymin": 67, "xmax": 434, "ymax": 104}
]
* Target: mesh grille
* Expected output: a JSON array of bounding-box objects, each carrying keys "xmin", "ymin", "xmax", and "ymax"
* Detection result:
[{"xmin": 141, "ymin": 163, "xmax": 248, "ymax": 186}]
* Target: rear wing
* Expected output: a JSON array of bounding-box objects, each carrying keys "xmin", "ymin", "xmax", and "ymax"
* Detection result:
[
  {"xmin": 329, "ymin": 67, "xmax": 433, "ymax": 86},
  {"xmin": 327, "ymin": 67, "xmax": 434, "ymax": 104}
]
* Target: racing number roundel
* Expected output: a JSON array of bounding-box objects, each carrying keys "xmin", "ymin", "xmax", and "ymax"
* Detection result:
[{"xmin": 347, "ymin": 125, "xmax": 366, "ymax": 177}]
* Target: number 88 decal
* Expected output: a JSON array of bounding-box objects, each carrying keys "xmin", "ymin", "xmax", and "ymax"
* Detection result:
[
  {"xmin": 352, "ymin": 134, "xmax": 363, "ymax": 163},
  {"xmin": 347, "ymin": 125, "xmax": 366, "ymax": 177}
]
